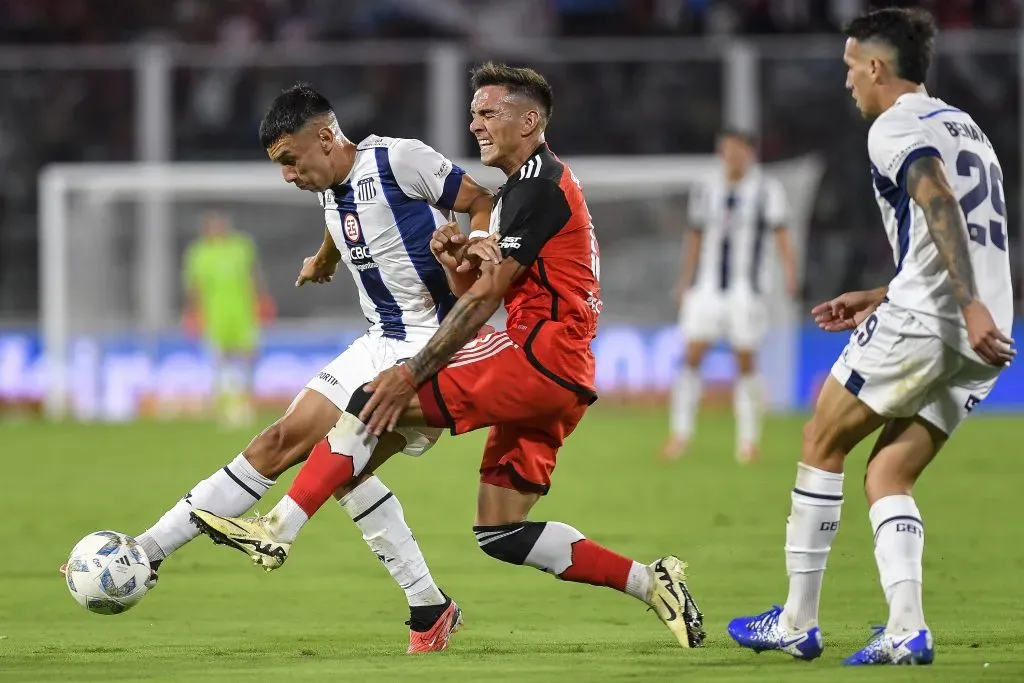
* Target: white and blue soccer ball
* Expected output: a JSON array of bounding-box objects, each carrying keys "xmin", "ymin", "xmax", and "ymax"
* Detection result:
[{"xmin": 64, "ymin": 531, "xmax": 151, "ymax": 615}]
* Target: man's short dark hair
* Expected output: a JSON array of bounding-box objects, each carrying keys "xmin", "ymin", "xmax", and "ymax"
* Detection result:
[
  {"xmin": 470, "ymin": 62, "xmax": 554, "ymax": 122},
  {"xmin": 258, "ymin": 82, "xmax": 334, "ymax": 149},
  {"xmin": 718, "ymin": 127, "xmax": 757, "ymax": 149},
  {"xmin": 843, "ymin": 7, "xmax": 938, "ymax": 85}
]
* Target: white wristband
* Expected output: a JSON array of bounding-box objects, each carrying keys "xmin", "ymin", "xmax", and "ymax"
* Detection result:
[{"xmin": 469, "ymin": 230, "xmax": 490, "ymax": 240}]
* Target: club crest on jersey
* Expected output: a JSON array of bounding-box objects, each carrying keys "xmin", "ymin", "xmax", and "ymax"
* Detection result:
[
  {"xmin": 356, "ymin": 177, "xmax": 377, "ymax": 202},
  {"xmin": 343, "ymin": 213, "xmax": 362, "ymax": 243}
]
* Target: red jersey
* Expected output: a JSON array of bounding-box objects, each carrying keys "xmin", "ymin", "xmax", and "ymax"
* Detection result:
[{"xmin": 489, "ymin": 143, "xmax": 601, "ymax": 401}]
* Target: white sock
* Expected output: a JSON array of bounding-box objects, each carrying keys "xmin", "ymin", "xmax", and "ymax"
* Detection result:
[
  {"xmin": 339, "ymin": 476, "xmax": 446, "ymax": 607},
  {"xmin": 782, "ymin": 462, "xmax": 844, "ymax": 631},
  {"xmin": 870, "ymin": 495, "xmax": 927, "ymax": 634},
  {"xmin": 625, "ymin": 561, "xmax": 653, "ymax": 603},
  {"xmin": 733, "ymin": 373, "xmax": 761, "ymax": 451},
  {"xmin": 267, "ymin": 495, "xmax": 310, "ymax": 544},
  {"xmin": 137, "ymin": 454, "xmax": 273, "ymax": 561},
  {"xmin": 670, "ymin": 365, "xmax": 702, "ymax": 439}
]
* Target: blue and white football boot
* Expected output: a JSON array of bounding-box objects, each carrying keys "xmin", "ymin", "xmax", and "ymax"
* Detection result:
[
  {"xmin": 727, "ymin": 605, "xmax": 824, "ymax": 660},
  {"xmin": 843, "ymin": 626, "xmax": 934, "ymax": 665}
]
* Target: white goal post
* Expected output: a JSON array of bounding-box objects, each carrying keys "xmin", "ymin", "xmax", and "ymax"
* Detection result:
[{"xmin": 38, "ymin": 154, "xmax": 824, "ymax": 420}]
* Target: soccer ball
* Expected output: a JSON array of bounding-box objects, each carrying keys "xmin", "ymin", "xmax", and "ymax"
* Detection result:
[{"xmin": 64, "ymin": 531, "xmax": 151, "ymax": 615}]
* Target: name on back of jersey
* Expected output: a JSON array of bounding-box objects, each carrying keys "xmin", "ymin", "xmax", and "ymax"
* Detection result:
[{"xmin": 941, "ymin": 120, "xmax": 992, "ymax": 149}]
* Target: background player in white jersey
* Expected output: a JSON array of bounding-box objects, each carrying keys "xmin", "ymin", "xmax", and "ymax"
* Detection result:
[
  {"xmin": 664, "ymin": 129, "xmax": 799, "ymax": 464},
  {"xmin": 132, "ymin": 83, "xmax": 494, "ymax": 652},
  {"xmin": 729, "ymin": 8, "xmax": 1015, "ymax": 666}
]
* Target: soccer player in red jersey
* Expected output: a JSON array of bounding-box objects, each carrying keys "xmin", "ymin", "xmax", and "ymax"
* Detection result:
[{"xmin": 193, "ymin": 63, "xmax": 705, "ymax": 649}]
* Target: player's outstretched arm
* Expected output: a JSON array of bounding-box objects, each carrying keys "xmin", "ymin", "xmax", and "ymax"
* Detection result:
[
  {"xmin": 906, "ymin": 155, "xmax": 1014, "ymax": 365},
  {"xmin": 360, "ymin": 257, "xmax": 523, "ymax": 435},
  {"xmin": 811, "ymin": 286, "xmax": 887, "ymax": 331},
  {"xmin": 406, "ymin": 256, "xmax": 521, "ymax": 385}
]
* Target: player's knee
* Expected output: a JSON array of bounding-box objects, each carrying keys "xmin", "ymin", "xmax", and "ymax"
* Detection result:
[
  {"xmin": 686, "ymin": 342, "xmax": 707, "ymax": 367},
  {"xmin": 801, "ymin": 415, "xmax": 844, "ymax": 470},
  {"xmin": 473, "ymin": 523, "xmax": 539, "ymax": 566},
  {"xmin": 735, "ymin": 350, "xmax": 756, "ymax": 375}
]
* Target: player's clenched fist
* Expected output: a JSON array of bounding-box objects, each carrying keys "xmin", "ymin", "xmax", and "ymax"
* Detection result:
[
  {"xmin": 429, "ymin": 222, "xmax": 467, "ymax": 270},
  {"xmin": 295, "ymin": 255, "xmax": 338, "ymax": 287},
  {"xmin": 456, "ymin": 234, "xmax": 503, "ymax": 273},
  {"xmin": 963, "ymin": 299, "xmax": 1016, "ymax": 367}
]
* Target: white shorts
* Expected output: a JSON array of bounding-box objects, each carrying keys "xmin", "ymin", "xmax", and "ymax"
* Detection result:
[
  {"xmin": 305, "ymin": 333, "xmax": 443, "ymax": 456},
  {"xmin": 680, "ymin": 288, "xmax": 767, "ymax": 349},
  {"xmin": 830, "ymin": 302, "xmax": 1002, "ymax": 436}
]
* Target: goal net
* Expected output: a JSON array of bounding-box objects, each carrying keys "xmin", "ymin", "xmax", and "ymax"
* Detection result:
[{"xmin": 35, "ymin": 154, "xmax": 824, "ymax": 421}]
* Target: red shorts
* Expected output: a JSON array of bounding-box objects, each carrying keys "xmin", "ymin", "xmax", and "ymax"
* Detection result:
[{"xmin": 417, "ymin": 330, "xmax": 594, "ymax": 494}]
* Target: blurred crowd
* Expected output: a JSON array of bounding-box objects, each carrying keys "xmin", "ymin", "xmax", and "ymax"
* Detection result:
[
  {"xmin": 0, "ymin": 0, "xmax": 1020, "ymax": 320},
  {"xmin": 0, "ymin": 0, "xmax": 1019, "ymax": 44}
]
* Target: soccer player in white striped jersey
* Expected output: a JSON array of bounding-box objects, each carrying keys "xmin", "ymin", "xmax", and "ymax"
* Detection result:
[
  {"xmin": 664, "ymin": 129, "xmax": 799, "ymax": 464},
  {"xmin": 130, "ymin": 83, "xmax": 494, "ymax": 653},
  {"xmin": 729, "ymin": 8, "xmax": 1014, "ymax": 666}
]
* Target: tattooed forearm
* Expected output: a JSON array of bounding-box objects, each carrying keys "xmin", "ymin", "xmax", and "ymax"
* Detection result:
[
  {"xmin": 405, "ymin": 291, "xmax": 502, "ymax": 384},
  {"xmin": 906, "ymin": 156, "xmax": 978, "ymax": 308}
]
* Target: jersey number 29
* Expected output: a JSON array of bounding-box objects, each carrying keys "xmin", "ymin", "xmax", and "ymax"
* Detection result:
[{"xmin": 956, "ymin": 150, "xmax": 1007, "ymax": 252}]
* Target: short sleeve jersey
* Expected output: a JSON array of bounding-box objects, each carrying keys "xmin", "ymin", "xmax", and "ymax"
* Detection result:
[
  {"xmin": 484, "ymin": 143, "xmax": 601, "ymax": 400},
  {"xmin": 867, "ymin": 93, "xmax": 1012, "ymax": 357}
]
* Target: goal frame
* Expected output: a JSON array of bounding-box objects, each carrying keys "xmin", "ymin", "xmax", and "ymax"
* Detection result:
[{"xmin": 39, "ymin": 154, "xmax": 823, "ymax": 419}]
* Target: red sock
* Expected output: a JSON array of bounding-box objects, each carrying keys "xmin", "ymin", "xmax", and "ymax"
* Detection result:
[
  {"xmin": 558, "ymin": 539, "xmax": 632, "ymax": 591},
  {"xmin": 286, "ymin": 438, "xmax": 354, "ymax": 517}
]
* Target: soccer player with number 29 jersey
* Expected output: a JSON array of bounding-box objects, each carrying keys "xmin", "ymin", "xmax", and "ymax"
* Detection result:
[
  {"xmin": 193, "ymin": 62, "xmax": 706, "ymax": 650},
  {"xmin": 729, "ymin": 8, "xmax": 1014, "ymax": 666}
]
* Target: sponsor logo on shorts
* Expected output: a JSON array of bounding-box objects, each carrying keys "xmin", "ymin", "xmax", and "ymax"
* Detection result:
[
  {"xmin": 343, "ymin": 213, "xmax": 361, "ymax": 242},
  {"xmin": 499, "ymin": 235, "xmax": 521, "ymax": 250},
  {"xmin": 964, "ymin": 394, "xmax": 981, "ymax": 412},
  {"xmin": 318, "ymin": 371, "xmax": 339, "ymax": 386}
]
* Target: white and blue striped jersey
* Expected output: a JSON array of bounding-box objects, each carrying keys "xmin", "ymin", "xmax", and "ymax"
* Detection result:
[
  {"xmin": 688, "ymin": 167, "xmax": 788, "ymax": 294},
  {"xmin": 868, "ymin": 92, "xmax": 1013, "ymax": 357},
  {"xmin": 319, "ymin": 135, "xmax": 464, "ymax": 342}
]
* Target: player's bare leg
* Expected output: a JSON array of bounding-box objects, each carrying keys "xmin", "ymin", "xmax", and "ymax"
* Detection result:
[
  {"xmin": 136, "ymin": 389, "xmax": 338, "ymax": 574},
  {"xmin": 663, "ymin": 339, "xmax": 709, "ymax": 461},
  {"xmin": 783, "ymin": 376, "xmax": 884, "ymax": 630},
  {"xmin": 729, "ymin": 375, "xmax": 885, "ymax": 658},
  {"xmin": 473, "ymin": 480, "xmax": 704, "ymax": 648},
  {"xmin": 189, "ymin": 391, "xmax": 463, "ymax": 653},
  {"xmin": 844, "ymin": 416, "xmax": 942, "ymax": 665},
  {"xmin": 189, "ymin": 422, "xmax": 401, "ymax": 568},
  {"xmin": 733, "ymin": 348, "xmax": 762, "ymax": 464}
]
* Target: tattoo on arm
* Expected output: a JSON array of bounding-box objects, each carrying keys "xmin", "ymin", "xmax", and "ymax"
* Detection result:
[
  {"xmin": 906, "ymin": 156, "xmax": 978, "ymax": 308},
  {"xmin": 405, "ymin": 261, "xmax": 525, "ymax": 384}
]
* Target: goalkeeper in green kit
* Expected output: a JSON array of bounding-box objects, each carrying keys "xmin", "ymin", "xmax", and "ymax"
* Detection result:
[{"xmin": 183, "ymin": 211, "xmax": 274, "ymax": 427}]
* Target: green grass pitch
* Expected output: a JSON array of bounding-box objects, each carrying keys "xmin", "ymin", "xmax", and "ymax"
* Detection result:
[{"xmin": 2, "ymin": 407, "xmax": 1022, "ymax": 681}]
